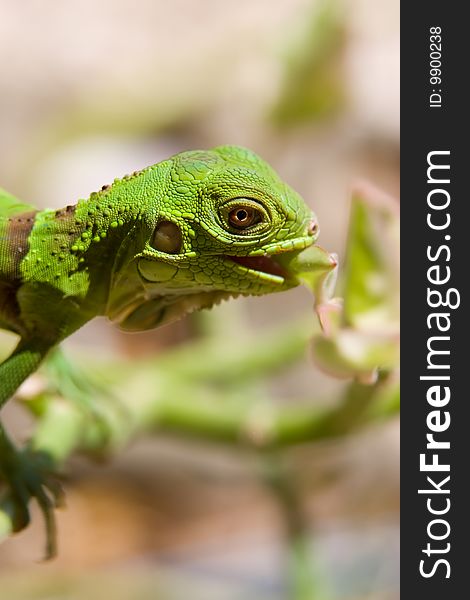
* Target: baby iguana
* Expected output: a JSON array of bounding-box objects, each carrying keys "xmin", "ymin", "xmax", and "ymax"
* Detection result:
[{"xmin": 0, "ymin": 145, "xmax": 332, "ymax": 548}]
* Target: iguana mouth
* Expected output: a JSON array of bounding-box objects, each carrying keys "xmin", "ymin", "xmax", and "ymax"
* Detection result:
[{"xmin": 225, "ymin": 255, "xmax": 287, "ymax": 278}]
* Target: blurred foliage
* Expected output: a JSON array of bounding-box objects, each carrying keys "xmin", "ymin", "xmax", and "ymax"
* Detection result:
[
  {"xmin": 0, "ymin": 1, "xmax": 399, "ymax": 597},
  {"xmin": 270, "ymin": 0, "xmax": 346, "ymax": 126},
  {"xmin": 1, "ymin": 182, "xmax": 399, "ymax": 598},
  {"xmin": 311, "ymin": 183, "xmax": 399, "ymax": 383}
]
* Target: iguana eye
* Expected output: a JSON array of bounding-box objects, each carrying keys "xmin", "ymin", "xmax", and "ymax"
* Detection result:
[
  {"xmin": 151, "ymin": 221, "xmax": 182, "ymax": 254},
  {"xmin": 228, "ymin": 206, "xmax": 262, "ymax": 229}
]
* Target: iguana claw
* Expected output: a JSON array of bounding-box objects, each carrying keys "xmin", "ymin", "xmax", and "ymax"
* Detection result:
[{"xmin": 0, "ymin": 425, "xmax": 64, "ymax": 559}]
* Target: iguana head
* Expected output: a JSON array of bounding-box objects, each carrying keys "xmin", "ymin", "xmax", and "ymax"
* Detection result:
[{"xmin": 107, "ymin": 145, "xmax": 320, "ymax": 330}]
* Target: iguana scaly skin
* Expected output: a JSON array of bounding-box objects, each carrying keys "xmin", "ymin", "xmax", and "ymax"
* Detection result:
[
  {"xmin": 1, "ymin": 145, "xmax": 318, "ymax": 403},
  {"xmin": 0, "ymin": 145, "xmax": 319, "ymax": 543}
]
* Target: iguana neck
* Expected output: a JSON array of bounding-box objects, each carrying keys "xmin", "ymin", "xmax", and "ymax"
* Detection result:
[{"xmin": 23, "ymin": 161, "xmax": 170, "ymax": 319}]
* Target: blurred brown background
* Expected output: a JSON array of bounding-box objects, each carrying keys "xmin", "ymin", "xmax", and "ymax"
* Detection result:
[{"xmin": 0, "ymin": 0, "xmax": 399, "ymax": 598}]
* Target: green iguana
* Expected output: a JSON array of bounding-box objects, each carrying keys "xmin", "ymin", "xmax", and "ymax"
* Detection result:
[{"xmin": 0, "ymin": 145, "xmax": 332, "ymax": 546}]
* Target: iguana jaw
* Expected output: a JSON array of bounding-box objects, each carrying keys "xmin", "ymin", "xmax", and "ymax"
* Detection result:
[
  {"xmin": 108, "ymin": 236, "xmax": 315, "ymax": 330},
  {"xmin": 225, "ymin": 254, "xmax": 287, "ymax": 280},
  {"xmin": 224, "ymin": 236, "xmax": 315, "ymax": 285}
]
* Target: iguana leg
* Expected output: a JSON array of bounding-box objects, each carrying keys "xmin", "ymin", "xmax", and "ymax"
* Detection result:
[
  {"xmin": 1, "ymin": 341, "xmax": 117, "ymax": 437},
  {"xmin": 0, "ymin": 422, "xmax": 63, "ymax": 558},
  {"xmin": 0, "ymin": 338, "xmax": 50, "ymax": 408},
  {"xmin": 0, "ymin": 341, "xmax": 113, "ymax": 556},
  {"xmin": 0, "ymin": 340, "xmax": 61, "ymax": 556}
]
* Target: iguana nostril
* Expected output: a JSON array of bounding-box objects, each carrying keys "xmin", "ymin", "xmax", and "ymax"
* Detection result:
[
  {"xmin": 151, "ymin": 221, "xmax": 182, "ymax": 254},
  {"xmin": 308, "ymin": 219, "xmax": 319, "ymax": 236}
]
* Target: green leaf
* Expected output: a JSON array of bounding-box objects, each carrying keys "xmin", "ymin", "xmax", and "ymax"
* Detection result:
[
  {"xmin": 342, "ymin": 186, "xmax": 399, "ymax": 330},
  {"xmin": 309, "ymin": 183, "xmax": 400, "ymax": 379}
]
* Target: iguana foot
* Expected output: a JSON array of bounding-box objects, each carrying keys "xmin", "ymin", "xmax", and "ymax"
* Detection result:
[{"xmin": 0, "ymin": 425, "xmax": 63, "ymax": 558}]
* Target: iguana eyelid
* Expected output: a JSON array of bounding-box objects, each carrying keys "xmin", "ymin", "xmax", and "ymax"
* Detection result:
[
  {"xmin": 218, "ymin": 197, "xmax": 271, "ymax": 234},
  {"xmin": 220, "ymin": 196, "xmax": 268, "ymax": 211}
]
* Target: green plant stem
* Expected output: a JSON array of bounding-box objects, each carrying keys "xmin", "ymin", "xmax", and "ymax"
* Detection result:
[
  {"xmin": 262, "ymin": 454, "xmax": 326, "ymax": 600},
  {"xmin": 0, "ymin": 321, "xmax": 398, "ymax": 540}
]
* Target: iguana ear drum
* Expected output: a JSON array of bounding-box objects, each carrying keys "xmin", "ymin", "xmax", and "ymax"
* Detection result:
[{"xmin": 151, "ymin": 221, "xmax": 182, "ymax": 254}]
